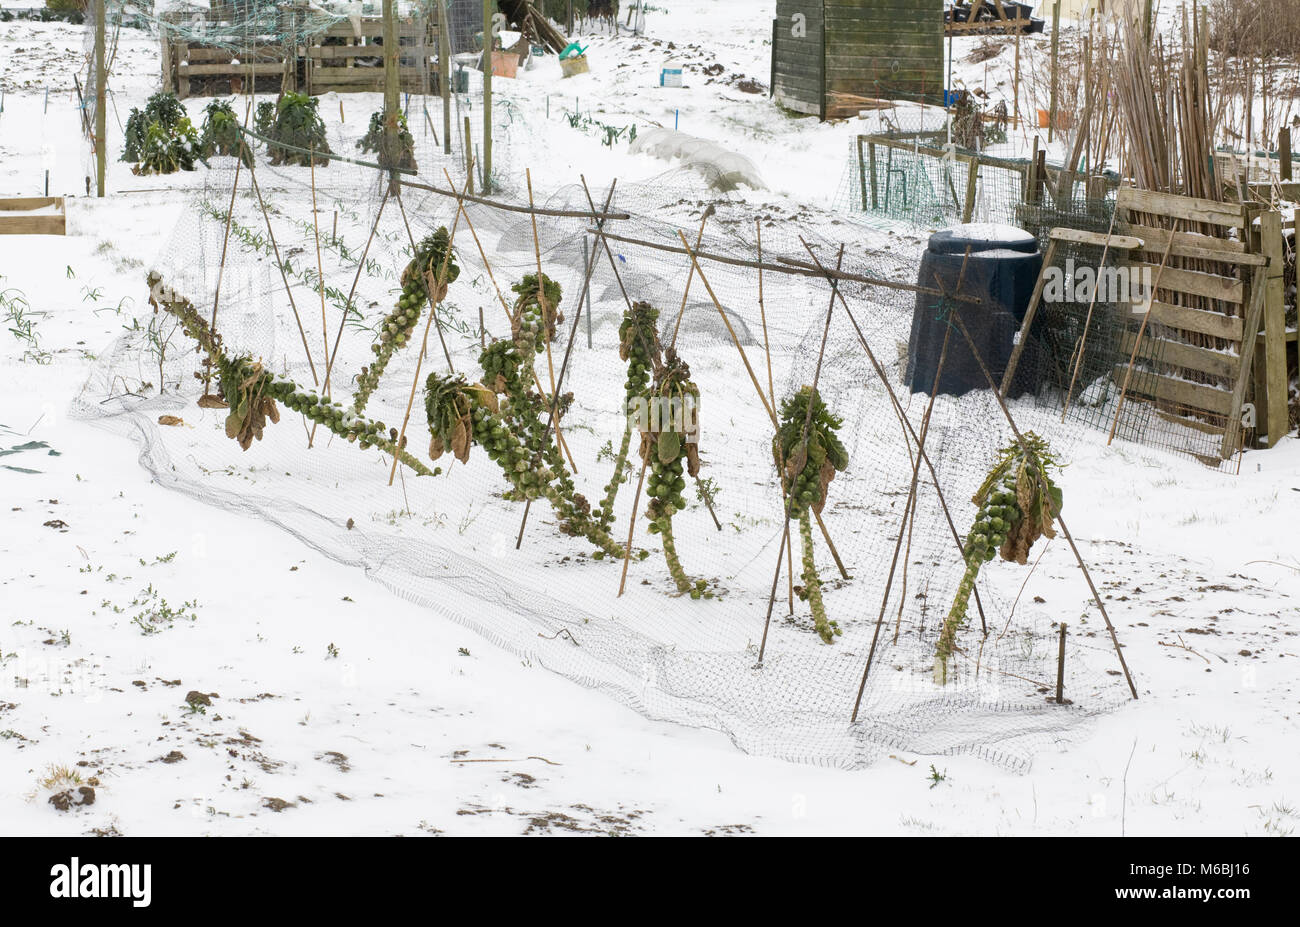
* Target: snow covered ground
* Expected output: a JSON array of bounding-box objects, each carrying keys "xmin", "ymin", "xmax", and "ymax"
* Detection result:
[{"xmin": 2, "ymin": 4, "xmax": 1298, "ymax": 837}]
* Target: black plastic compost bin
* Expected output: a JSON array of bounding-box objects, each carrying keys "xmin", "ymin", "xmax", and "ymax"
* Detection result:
[{"xmin": 905, "ymin": 224, "xmax": 1044, "ymax": 398}]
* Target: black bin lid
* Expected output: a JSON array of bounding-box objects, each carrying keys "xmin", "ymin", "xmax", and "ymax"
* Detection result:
[{"xmin": 928, "ymin": 223, "xmax": 1038, "ymax": 255}]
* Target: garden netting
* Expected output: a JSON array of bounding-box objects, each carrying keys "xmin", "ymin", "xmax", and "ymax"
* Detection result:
[{"xmin": 71, "ymin": 21, "xmax": 1139, "ymax": 771}]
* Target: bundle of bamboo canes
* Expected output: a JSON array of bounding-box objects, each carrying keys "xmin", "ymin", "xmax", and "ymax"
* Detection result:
[{"xmin": 1114, "ymin": 5, "xmax": 1220, "ymax": 200}]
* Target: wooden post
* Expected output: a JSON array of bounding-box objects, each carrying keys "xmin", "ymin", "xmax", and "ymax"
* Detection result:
[
  {"xmin": 1260, "ymin": 209, "xmax": 1287, "ymax": 447},
  {"xmin": 382, "ymin": 0, "xmax": 400, "ymax": 191},
  {"xmin": 1000, "ymin": 238, "xmax": 1058, "ymax": 395},
  {"xmin": 1280, "ymin": 128, "xmax": 1293, "ymax": 181},
  {"xmin": 440, "ymin": 3, "xmax": 451, "ymax": 155},
  {"xmin": 1013, "ymin": 28, "xmax": 1021, "ymax": 129},
  {"xmin": 1026, "ymin": 135, "xmax": 1039, "ymax": 203},
  {"xmin": 464, "ymin": 115, "xmax": 474, "ymax": 194},
  {"xmin": 482, "ymin": 0, "xmax": 493, "ymax": 193},
  {"xmin": 868, "ymin": 141, "xmax": 879, "ymax": 208},
  {"xmin": 582, "ymin": 236, "xmax": 593, "ymax": 348},
  {"xmin": 1048, "ymin": 0, "xmax": 1060, "ymax": 144},
  {"xmin": 962, "ymin": 156, "xmax": 978, "ymax": 223},
  {"xmin": 1055, "ymin": 622, "xmax": 1067, "ymax": 704},
  {"xmin": 94, "ymin": 0, "xmax": 106, "ymax": 198}
]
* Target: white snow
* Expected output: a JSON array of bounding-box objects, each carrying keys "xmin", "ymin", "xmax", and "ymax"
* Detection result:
[{"xmin": 0, "ymin": 3, "xmax": 1298, "ymax": 837}]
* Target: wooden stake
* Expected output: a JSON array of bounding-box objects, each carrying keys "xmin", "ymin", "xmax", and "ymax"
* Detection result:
[
  {"xmin": 1061, "ymin": 204, "xmax": 1121, "ymax": 420},
  {"xmin": 809, "ymin": 251, "xmax": 990, "ymax": 640},
  {"xmin": 675, "ymin": 231, "xmax": 776, "ymax": 428},
  {"xmin": 464, "ymin": 115, "xmax": 474, "ymax": 193},
  {"xmin": 246, "ymin": 157, "xmax": 319, "ymax": 386},
  {"xmin": 854, "ymin": 254, "xmax": 969, "ymax": 701},
  {"xmin": 1048, "ymin": 0, "xmax": 1061, "ymax": 143},
  {"xmin": 516, "ymin": 180, "xmax": 621, "ymax": 549},
  {"xmin": 482, "ymin": 0, "xmax": 493, "ymax": 192},
  {"xmin": 446, "ymin": 168, "xmax": 578, "ymax": 472},
  {"xmin": 94, "ymin": 0, "xmax": 105, "ymax": 197},
  {"xmin": 1055, "ymin": 621, "xmax": 1067, "ymax": 704},
  {"xmin": 439, "ymin": 3, "xmax": 451, "ymax": 155},
  {"xmin": 309, "ymin": 153, "xmax": 331, "ymax": 392},
  {"xmin": 947, "ymin": 309, "xmax": 1138, "ymax": 700},
  {"xmin": 525, "ymin": 168, "xmax": 570, "ymax": 472},
  {"xmin": 668, "ymin": 208, "xmax": 716, "ymax": 349},
  {"xmin": 206, "ymin": 98, "xmax": 254, "ymax": 395},
  {"xmin": 758, "ymin": 245, "xmax": 843, "ymax": 664},
  {"xmin": 756, "ymin": 219, "xmax": 793, "ymax": 614}
]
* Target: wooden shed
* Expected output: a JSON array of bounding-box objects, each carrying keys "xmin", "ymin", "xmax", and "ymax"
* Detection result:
[{"xmin": 771, "ymin": 1, "xmax": 945, "ymax": 119}]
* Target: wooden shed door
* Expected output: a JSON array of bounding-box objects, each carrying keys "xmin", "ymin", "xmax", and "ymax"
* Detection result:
[{"xmin": 773, "ymin": 0, "xmax": 825, "ymax": 117}]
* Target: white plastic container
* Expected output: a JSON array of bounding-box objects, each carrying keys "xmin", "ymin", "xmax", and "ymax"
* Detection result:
[{"xmin": 660, "ymin": 59, "xmax": 683, "ymax": 88}]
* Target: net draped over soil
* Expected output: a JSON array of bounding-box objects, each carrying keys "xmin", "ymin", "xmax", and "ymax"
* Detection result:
[{"xmin": 73, "ymin": 94, "xmax": 1134, "ymax": 772}]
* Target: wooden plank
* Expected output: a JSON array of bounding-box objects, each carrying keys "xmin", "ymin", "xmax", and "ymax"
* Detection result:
[
  {"xmin": 179, "ymin": 63, "xmax": 289, "ymax": 77},
  {"xmin": 318, "ymin": 22, "xmax": 428, "ymax": 38},
  {"xmin": 1112, "ymin": 365, "xmax": 1233, "ymax": 416},
  {"xmin": 184, "ymin": 46, "xmax": 286, "ymax": 62},
  {"xmin": 1124, "ymin": 223, "xmax": 1263, "ymax": 265},
  {"xmin": 1221, "ymin": 265, "xmax": 1268, "ymax": 455},
  {"xmin": 1130, "ymin": 300, "xmax": 1244, "ymax": 341},
  {"xmin": 1131, "ymin": 262, "xmax": 1243, "ymax": 303},
  {"xmin": 1153, "ymin": 407, "xmax": 1232, "ymax": 438},
  {"xmin": 1118, "ymin": 187, "xmax": 1247, "ymax": 228},
  {"xmin": 1049, "ymin": 227, "xmax": 1143, "ymax": 250},
  {"xmin": 1118, "ymin": 331, "xmax": 1239, "ymax": 379},
  {"xmin": 0, "ymin": 197, "xmax": 65, "ymax": 236},
  {"xmin": 1259, "ymin": 209, "xmax": 1287, "ymax": 445}
]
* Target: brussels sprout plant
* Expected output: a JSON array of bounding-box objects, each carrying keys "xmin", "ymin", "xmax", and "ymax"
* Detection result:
[
  {"xmin": 934, "ymin": 432, "xmax": 1064, "ymax": 684},
  {"xmin": 146, "ymin": 272, "xmax": 433, "ymax": 477},
  {"xmin": 638, "ymin": 346, "xmax": 708, "ymax": 598},
  {"xmin": 353, "ymin": 229, "xmax": 459, "ymax": 414},
  {"xmin": 198, "ymin": 100, "xmax": 252, "ymax": 167},
  {"xmin": 358, "ymin": 110, "xmax": 417, "ymax": 172},
  {"xmin": 773, "ymin": 386, "xmax": 850, "ymax": 643},
  {"xmin": 121, "ymin": 92, "xmax": 199, "ymax": 175},
  {"xmin": 265, "ymin": 92, "xmax": 332, "ymax": 167},
  {"xmin": 593, "ymin": 300, "xmax": 660, "ymax": 532}
]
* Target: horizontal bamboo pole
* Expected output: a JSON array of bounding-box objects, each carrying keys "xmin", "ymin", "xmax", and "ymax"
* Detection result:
[{"xmin": 398, "ymin": 179, "xmax": 631, "ymax": 221}]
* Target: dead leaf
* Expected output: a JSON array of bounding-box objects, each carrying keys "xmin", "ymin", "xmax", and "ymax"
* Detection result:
[{"xmin": 157, "ymin": 415, "xmax": 184, "ymax": 427}]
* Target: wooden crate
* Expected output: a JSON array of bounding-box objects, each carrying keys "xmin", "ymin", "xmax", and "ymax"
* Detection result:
[{"xmin": 0, "ymin": 197, "xmax": 66, "ymax": 236}]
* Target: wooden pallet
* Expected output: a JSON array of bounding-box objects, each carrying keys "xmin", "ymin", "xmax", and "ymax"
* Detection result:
[
  {"xmin": 0, "ymin": 197, "xmax": 66, "ymax": 236},
  {"xmin": 1002, "ymin": 187, "xmax": 1286, "ymax": 459},
  {"xmin": 162, "ymin": 10, "xmax": 440, "ymax": 98},
  {"xmin": 1111, "ymin": 187, "xmax": 1269, "ymax": 458}
]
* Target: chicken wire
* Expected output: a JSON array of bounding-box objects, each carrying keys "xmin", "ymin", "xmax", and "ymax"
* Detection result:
[{"xmin": 70, "ymin": 108, "xmax": 1136, "ymax": 772}]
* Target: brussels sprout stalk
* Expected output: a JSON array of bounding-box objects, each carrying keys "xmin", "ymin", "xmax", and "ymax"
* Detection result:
[
  {"xmin": 146, "ymin": 272, "xmax": 432, "ymax": 477},
  {"xmin": 934, "ymin": 432, "xmax": 1064, "ymax": 684},
  {"xmin": 773, "ymin": 386, "xmax": 849, "ymax": 643}
]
